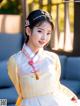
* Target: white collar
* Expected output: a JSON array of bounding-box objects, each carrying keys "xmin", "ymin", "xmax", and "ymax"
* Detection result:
[{"xmin": 22, "ymin": 43, "xmax": 43, "ymax": 62}]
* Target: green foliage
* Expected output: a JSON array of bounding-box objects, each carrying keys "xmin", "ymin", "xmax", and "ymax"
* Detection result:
[{"xmin": 0, "ymin": 0, "xmax": 22, "ymax": 14}]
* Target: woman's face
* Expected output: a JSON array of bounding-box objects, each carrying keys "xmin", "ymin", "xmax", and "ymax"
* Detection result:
[{"xmin": 26, "ymin": 21, "xmax": 52, "ymax": 52}]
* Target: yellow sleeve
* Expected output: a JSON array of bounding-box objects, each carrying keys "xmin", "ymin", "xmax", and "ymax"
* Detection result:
[
  {"xmin": 59, "ymin": 83, "xmax": 78, "ymax": 99},
  {"xmin": 55, "ymin": 55, "xmax": 78, "ymax": 99},
  {"xmin": 7, "ymin": 56, "xmax": 22, "ymax": 105}
]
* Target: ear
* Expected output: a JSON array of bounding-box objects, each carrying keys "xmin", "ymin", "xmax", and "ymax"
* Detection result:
[{"xmin": 25, "ymin": 27, "xmax": 32, "ymax": 36}]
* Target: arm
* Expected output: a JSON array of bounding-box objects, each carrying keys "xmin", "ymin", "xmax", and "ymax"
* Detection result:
[
  {"xmin": 7, "ymin": 56, "xmax": 22, "ymax": 106},
  {"xmin": 55, "ymin": 55, "xmax": 78, "ymax": 100}
]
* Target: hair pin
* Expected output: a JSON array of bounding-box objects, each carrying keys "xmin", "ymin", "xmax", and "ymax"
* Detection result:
[
  {"xmin": 25, "ymin": 20, "xmax": 30, "ymax": 27},
  {"xmin": 33, "ymin": 15, "xmax": 46, "ymax": 21}
]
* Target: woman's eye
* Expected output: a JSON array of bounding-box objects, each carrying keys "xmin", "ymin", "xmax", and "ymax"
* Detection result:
[
  {"xmin": 47, "ymin": 33, "xmax": 51, "ymax": 36},
  {"xmin": 38, "ymin": 30, "xmax": 42, "ymax": 33}
]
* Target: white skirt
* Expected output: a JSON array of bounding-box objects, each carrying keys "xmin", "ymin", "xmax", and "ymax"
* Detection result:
[{"xmin": 20, "ymin": 93, "xmax": 80, "ymax": 106}]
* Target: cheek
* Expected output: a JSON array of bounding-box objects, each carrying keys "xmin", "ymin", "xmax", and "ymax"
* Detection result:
[
  {"xmin": 32, "ymin": 33, "xmax": 40, "ymax": 40},
  {"xmin": 33, "ymin": 35, "xmax": 39, "ymax": 40},
  {"xmin": 47, "ymin": 36, "xmax": 51, "ymax": 42},
  {"xmin": 31, "ymin": 35, "xmax": 39, "ymax": 43}
]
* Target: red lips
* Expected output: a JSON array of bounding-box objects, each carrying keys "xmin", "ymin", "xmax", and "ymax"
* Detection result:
[{"xmin": 39, "ymin": 41, "xmax": 45, "ymax": 45}]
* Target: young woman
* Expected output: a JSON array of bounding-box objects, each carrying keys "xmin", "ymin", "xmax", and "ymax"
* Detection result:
[{"xmin": 8, "ymin": 9, "xmax": 80, "ymax": 106}]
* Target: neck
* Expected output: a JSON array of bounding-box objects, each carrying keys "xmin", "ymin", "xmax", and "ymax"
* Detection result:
[{"xmin": 26, "ymin": 42, "xmax": 39, "ymax": 54}]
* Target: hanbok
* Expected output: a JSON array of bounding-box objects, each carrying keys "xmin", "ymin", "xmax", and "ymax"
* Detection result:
[{"xmin": 8, "ymin": 43, "xmax": 80, "ymax": 106}]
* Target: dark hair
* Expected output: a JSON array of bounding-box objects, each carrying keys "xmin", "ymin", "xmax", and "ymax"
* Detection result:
[{"xmin": 25, "ymin": 9, "xmax": 54, "ymax": 42}]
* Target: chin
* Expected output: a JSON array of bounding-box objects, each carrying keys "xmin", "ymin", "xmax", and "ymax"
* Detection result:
[
  {"xmin": 35, "ymin": 45, "xmax": 43, "ymax": 49},
  {"xmin": 36, "ymin": 43, "xmax": 45, "ymax": 48}
]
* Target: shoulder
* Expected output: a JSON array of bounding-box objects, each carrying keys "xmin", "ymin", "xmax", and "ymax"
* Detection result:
[
  {"xmin": 44, "ymin": 50, "xmax": 59, "ymax": 61},
  {"xmin": 8, "ymin": 50, "xmax": 22, "ymax": 65},
  {"xmin": 7, "ymin": 51, "xmax": 22, "ymax": 75}
]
